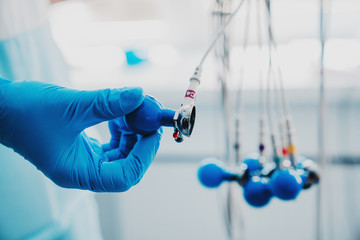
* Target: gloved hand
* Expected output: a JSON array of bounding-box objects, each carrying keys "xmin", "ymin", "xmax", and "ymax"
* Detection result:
[{"xmin": 0, "ymin": 78, "xmax": 162, "ymax": 192}]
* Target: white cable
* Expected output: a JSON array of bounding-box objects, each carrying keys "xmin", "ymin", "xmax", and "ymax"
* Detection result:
[
  {"xmin": 198, "ymin": 0, "xmax": 247, "ymax": 68},
  {"xmin": 263, "ymin": 0, "xmax": 298, "ymax": 166},
  {"xmin": 234, "ymin": 0, "xmax": 251, "ymax": 165},
  {"xmin": 317, "ymin": 0, "xmax": 327, "ymax": 238},
  {"xmin": 256, "ymin": 0, "xmax": 263, "ymax": 50},
  {"xmin": 264, "ymin": 0, "xmax": 280, "ymax": 163},
  {"xmin": 263, "ymin": 0, "xmax": 290, "ymax": 118},
  {"xmin": 256, "ymin": 0, "xmax": 267, "ymax": 159}
]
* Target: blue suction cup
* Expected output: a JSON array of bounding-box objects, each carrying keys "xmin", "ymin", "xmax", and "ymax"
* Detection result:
[
  {"xmin": 243, "ymin": 176, "xmax": 272, "ymax": 207},
  {"xmin": 270, "ymin": 169, "xmax": 303, "ymax": 200},
  {"xmin": 296, "ymin": 158, "xmax": 320, "ymax": 189},
  {"xmin": 298, "ymin": 170, "xmax": 308, "ymax": 186},
  {"xmin": 242, "ymin": 157, "xmax": 263, "ymax": 174},
  {"xmin": 124, "ymin": 95, "xmax": 175, "ymax": 135},
  {"xmin": 198, "ymin": 158, "xmax": 235, "ymax": 188}
]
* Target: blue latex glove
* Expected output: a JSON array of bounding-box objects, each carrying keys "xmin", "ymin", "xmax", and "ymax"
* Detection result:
[{"xmin": 0, "ymin": 78, "xmax": 162, "ymax": 192}]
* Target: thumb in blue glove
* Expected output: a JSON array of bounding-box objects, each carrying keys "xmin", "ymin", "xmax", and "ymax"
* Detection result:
[{"xmin": 0, "ymin": 79, "xmax": 162, "ymax": 192}]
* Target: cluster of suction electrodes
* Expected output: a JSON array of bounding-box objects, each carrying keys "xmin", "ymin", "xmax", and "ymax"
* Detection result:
[
  {"xmin": 198, "ymin": 156, "xmax": 320, "ymax": 207},
  {"xmin": 122, "ymin": 0, "xmax": 320, "ymax": 208}
]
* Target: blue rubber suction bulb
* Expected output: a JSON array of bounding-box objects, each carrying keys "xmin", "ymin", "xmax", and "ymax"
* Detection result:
[
  {"xmin": 198, "ymin": 158, "xmax": 235, "ymax": 188},
  {"xmin": 242, "ymin": 157, "xmax": 263, "ymax": 174},
  {"xmin": 296, "ymin": 158, "xmax": 320, "ymax": 189},
  {"xmin": 270, "ymin": 169, "xmax": 303, "ymax": 200},
  {"xmin": 124, "ymin": 95, "xmax": 175, "ymax": 135},
  {"xmin": 243, "ymin": 176, "xmax": 272, "ymax": 207}
]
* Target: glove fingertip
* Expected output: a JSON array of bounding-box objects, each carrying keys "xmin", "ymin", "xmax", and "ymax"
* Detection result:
[{"xmin": 118, "ymin": 87, "xmax": 144, "ymax": 115}]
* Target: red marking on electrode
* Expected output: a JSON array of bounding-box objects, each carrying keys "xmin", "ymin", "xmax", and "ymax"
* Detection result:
[
  {"xmin": 173, "ymin": 131, "xmax": 179, "ymax": 139},
  {"xmin": 185, "ymin": 90, "xmax": 196, "ymax": 99},
  {"xmin": 282, "ymin": 148, "xmax": 288, "ymax": 156}
]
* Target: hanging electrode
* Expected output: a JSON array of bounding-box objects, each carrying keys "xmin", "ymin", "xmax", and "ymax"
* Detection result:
[
  {"xmin": 198, "ymin": 156, "xmax": 320, "ymax": 207},
  {"xmin": 172, "ymin": 0, "xmax": 246, "ymax": 143},
  {"xmin": 173, "ymin": 66, "xmax": 201, "ymax": 143},
  {"xmin": 127, "ymin": 0, "xmax": 245, "ymax": 142}
]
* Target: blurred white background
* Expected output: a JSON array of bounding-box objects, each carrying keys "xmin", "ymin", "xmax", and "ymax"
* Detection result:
[{"xmin": 48, "ymin": 0, "xmax": 360, "ymax": 239}]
